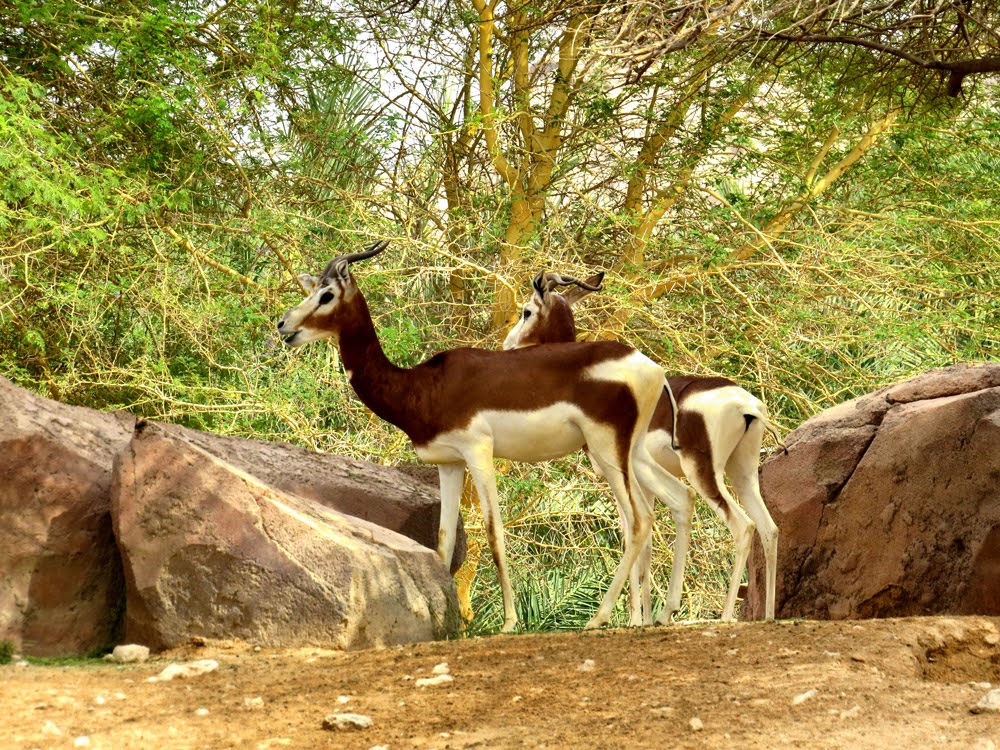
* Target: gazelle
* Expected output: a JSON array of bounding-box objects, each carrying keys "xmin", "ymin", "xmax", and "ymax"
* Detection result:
[
  {"xmin": 276, "ymin": 241, "xmax": 693, "ymax": 632},
  {"xmin": 504, "ymin": 271, "xmax": 784, "ymax": 621}
]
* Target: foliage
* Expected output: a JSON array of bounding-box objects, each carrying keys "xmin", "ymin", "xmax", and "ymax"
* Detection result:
[{"xmin": 0, "ymin": 640, "xmax": 14, "ymax": 664}]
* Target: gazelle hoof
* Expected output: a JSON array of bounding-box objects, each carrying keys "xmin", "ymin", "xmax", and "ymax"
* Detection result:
[{"xmin": 654, "ymin": 610, "xmax": 677, "ymax": 626}]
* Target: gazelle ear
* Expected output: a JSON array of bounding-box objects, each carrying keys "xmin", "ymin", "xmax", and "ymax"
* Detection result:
[
  {"xmin": 318, "ymin": 258, "xmax": 352, "ymax": 288},
  {"xmin": 331, "ymin": 258, "xmax": 352, "ymax": 284},
  {"xmin": 531, "ymin": 271, "xmax": 549, "ymax": 305},
  {"xmin": 298, "ymin": 273, "xmax": 320, "ymax": 293}
]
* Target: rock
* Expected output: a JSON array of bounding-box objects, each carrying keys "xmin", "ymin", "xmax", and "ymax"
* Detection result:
[
  {"xmin": 106, "ymin": 644, "xmax": 150, "ymax": 663},
  {"xmin": 112, "ymin": 421, "xmax": 460, "ymax": 650},
  {"xmin": 322, "ymin": 713, "xmax": 373, "ymax": 730},
  {"xmin": 791, "ymin": 688, "xmax": 818, "ymax": 705},
  {"xmin": 244, "ymin": 696, "xmax": 265, "ymax": 710},
  {"xmin": 971, "ymin": 688, "xmax": 1000, "ymax": 714},
  {"xmin": 150, "ymin": 659, "xmax": 219, "ymax": 681},
  {"xmin": 689, "ymin": 717, "xmax": 704, "ymax": 731},
  {"xmin": 838, "ymin": 705, "xmax": 861, "ymax": 720},
  {"xmin": 1, "ymin": 374, "xmax": 464, "ymax": 658},
  {"xmin": 745, "ymin": 363, "xmax": 1000, "ymax": 619},
  {"xmin": 0, "ymin": 376, "xmax": 134, "ymax": 657},
  {"xmin": 151, "ymin": 422, "xmax": 466, "ymax": 574},
  {"xmin": 415, "ymin": 674, "xmax": 454, "ymax": 687}
]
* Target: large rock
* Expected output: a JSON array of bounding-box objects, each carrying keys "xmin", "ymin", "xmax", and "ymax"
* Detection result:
[
  {"xmin": 0, "ymin": 374, "xmax": 464, "ymax": 656},
  {"xmin": 112, "ymin": 421, "xmax": 460, "ymax": 650},
  {"xmin": 0, "ymin": 376, "xmax": 133, "ymax": 656},
  {"xmin": 150, "ymin": 422, "xmax": 465, "ymax": 575},
  {"xmin": 744, "ymin": 362, "xmax": 1000, "ymax": 620}
]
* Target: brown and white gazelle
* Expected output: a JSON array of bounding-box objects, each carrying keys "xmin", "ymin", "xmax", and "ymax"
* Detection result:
[
  {"xmin": 276, "ymin": 241, "xmax": 692, "ymax": 632},
  {"xmin": 504, "ymin": 271, "xmax": 783, "ymax": 621}
]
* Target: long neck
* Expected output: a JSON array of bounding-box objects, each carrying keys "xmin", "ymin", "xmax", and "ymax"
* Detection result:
[
  {"xmin": 532, "ymin": 299, "xmax": 577, "ymax": 345},
  {"xmin": 335, "ymin": 290, "xmax": 417, "ymax": 434}
]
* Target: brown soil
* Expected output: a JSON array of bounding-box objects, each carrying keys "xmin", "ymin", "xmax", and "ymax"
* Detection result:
[{"xmin": 3, "ymin": 616, "xmax": 999, "ymax": 750}]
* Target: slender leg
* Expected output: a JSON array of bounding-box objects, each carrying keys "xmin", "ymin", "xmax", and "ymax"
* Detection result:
[
  {"xmin": 465, "ymin": 450, "xmax": 518, "ymax": 633},
  {"xmin": 586, "ymin": 458, "xmax": 654, "ymax": 630},
  {"xmin": 611, "ymin": 495, "xmax": 644, "ymax": 627},
  {"xmin": 632, "ymin": 455, "xmax": 694, "ymax": 625},
  {"xmin": 584, "ymin": 449, "xmax": 644, "ymax": 625},
  {"xmin": 679, "ymin": 455, "xmax": 755, "ymax": 622},
  {"xmin": 727, "ymin": 426, "xmax": 779, "ymax": 620},
  {"xmin": 636, "ymin": 537, "xmax": 653, "ymax": 626},
  {"xmin": 436, "ymin": 463, "xmax": 466, "ymax": 570}
]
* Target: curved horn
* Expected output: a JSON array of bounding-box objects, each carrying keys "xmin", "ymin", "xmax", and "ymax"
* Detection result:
[
  {"xmin": 341, "ymin": 239, "xmax": 390, "ymax": 265},
  {"xmin": 541, "ymin": 272, "xmax": 604, "ymax": 294},
  {"xmin": 319, "ymin": 240, "xmax": 390, "ymax": 281}
]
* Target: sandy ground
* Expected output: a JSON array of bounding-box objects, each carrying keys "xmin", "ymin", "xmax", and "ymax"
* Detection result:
[{"xmin": 2, "ymin": 616, "xmax": 999, "ymax": 750}]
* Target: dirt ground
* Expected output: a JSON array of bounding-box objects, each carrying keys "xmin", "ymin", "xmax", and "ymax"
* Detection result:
[{"xmin": 2, "ymin": 616, "xmax": 999, "ymax": 750}]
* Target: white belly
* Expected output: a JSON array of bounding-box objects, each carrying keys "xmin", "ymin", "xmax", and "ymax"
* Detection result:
[{"xmin": 414, "ymin": 403, "xmax": 590, "ymax": 465}]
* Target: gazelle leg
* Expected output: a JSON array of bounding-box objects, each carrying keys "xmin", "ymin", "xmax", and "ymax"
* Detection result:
[
  {"xmin": 611, "ymin": 499, "xmax": 645, "ymax": 627},
  {"xmin": 653, "ymin": 485, "xmax": 696, "ymax": 625},
  {"xmin": 636, "ymin": 536, "xmax": 653, "ymax": 626},
  {"xmin": 588, "ymin": 449, "xmax": 644, "ymax": 625},
  {"xmin": 586, "ymin": 465, "xmax": 654, "ymax": 630},
  {"xmin": 727, "ymin": 427, "xmax": 779, "ymax": 620},
  {"xmin": 465, "ymin": 450, "xmax": 518, "ymax": 633},
  {"xmin": 718, "ymin": 499, "xmax": 754, "ymax": 622},
  {"xmin": 681, "ymin": 455, "xmax": 755, "ymax": 622},
  {"xmin": 436, "ymin": 463, "xmax": 466, "ymax": 570},
  {"xmin": 632, "ymin": 456, "xmax": 694, "ymax": 625}
]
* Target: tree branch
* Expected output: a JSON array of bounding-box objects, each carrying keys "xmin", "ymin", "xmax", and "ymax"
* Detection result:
[{"xmin": 755, "ymin": 32, "xmax": 1000, "ymax": 95}]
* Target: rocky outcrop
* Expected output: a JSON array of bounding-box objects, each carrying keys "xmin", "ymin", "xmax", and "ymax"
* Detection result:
[
  {"xmin": 744, "ymin": 362, "xmax": 1000, "ymax": 620},
  {"xmin": 0, "ymin": 377, "xmax": 134, "ymax": 657},
  {"xmin": 0, "ymin": 375, "xmax": 464, "ymax": 655},
  {"xmin": 112, "ymin": 421, "xmax": 460, "ymax": 649},
  {"xmin": 150, "ymin": 422, "xmax": 465, "ymax": 575}
]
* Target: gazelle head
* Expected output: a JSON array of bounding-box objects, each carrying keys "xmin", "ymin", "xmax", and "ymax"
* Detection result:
[
  {"xmin": 502, "ymin": 271, "xmax": 604, "ymax": 350},
  {"xmin": 277, "ymin": 239, "xmax": 389, "ymax": 347}
]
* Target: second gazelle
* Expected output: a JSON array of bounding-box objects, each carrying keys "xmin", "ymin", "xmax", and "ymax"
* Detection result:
[{"xmin": 505, "ymin": 271, "xmax": 783, "ymax": 622}]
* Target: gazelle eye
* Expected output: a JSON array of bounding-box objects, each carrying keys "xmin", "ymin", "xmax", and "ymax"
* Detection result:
[
  {"xmin": 522, "ymin": 309, "xmax": 531, "ymax": 320},
  {"xmin": 318, "ymin": 291, "xmax": 335, "ymax": 305}
]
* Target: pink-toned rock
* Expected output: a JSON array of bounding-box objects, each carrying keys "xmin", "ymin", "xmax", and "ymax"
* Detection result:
[
  {"xmin": 1, "ymin": 373, "xmax": 463, "ymax": 656},
  {"xmin": 744, "ymin": 362, "xmax": 1000, "ymax": 620},
  {"xmin": 0, "ymin": 376, "xmax": 134, "ymax": 656},
  {"xmin": 112, "ymin": 421, "xmax": 460, "ymax": 650},
  {"xmin": 150, "ymin": 423, "xmax": 465, "ymax": 575}
]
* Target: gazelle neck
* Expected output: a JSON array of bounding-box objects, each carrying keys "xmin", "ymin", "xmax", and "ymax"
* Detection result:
[{"xmin": 334, "ymin": 289, "xmax": 414, "ymax": 431}]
